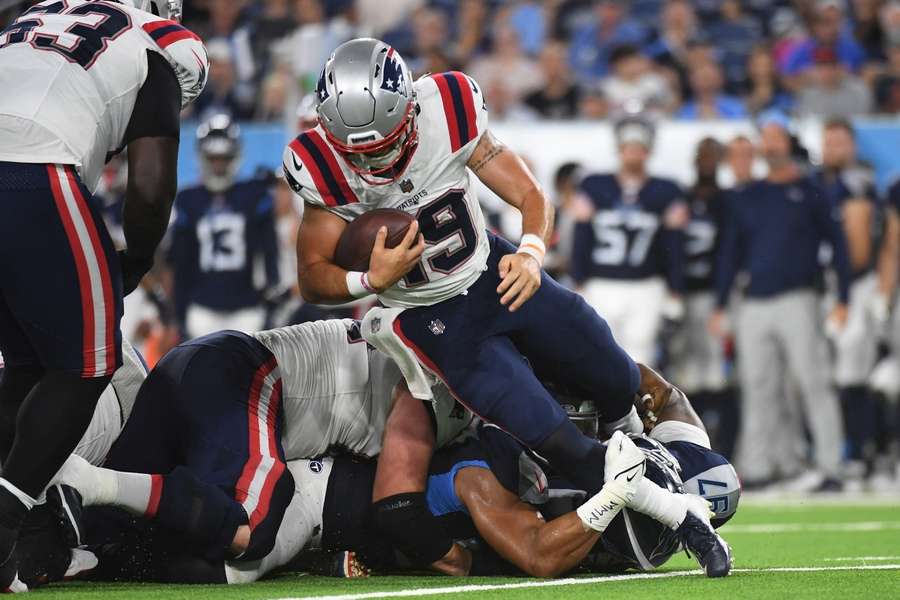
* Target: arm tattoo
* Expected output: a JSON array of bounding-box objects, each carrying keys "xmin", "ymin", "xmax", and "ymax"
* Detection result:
[{"xmin": 470, "ymin": 133, "xmax": 506, "ymax": 173}]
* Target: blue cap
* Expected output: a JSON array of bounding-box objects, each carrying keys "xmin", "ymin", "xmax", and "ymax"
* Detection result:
[{"xmin": 757, "ymin": 109, "xmax": 791, "ymax": 132}]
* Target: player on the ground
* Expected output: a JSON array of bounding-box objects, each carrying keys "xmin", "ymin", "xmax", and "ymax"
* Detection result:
[
  {"xmin": 169, "ymin": 114, "xmax": 281, "ymax": 339},
  {"xmin": 37, "ymin": 381, "xmax": 734, "ymax": 584},
  {"xmin": 0, "ymin": 0, "xmax": 207, "ymax": 589},
  {"xmin": 55, "ymin": 319, "xmax": 469, "ymax": 568},
  {"xmin": 285, "ymin": 37, "xmax": 651, "ymax": 574},
  {"xmin": 571, "ymin": 116, "xmax": 688, "ymax": 367}
]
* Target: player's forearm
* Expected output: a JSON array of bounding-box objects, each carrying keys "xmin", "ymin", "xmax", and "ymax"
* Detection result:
[
  {"xmin": 877, "ymin": 214, "xmax": 900, "ymax": 298},
  {"xmin": 522, "ymin": 514, "xmax": 600, "ymax": 577},
  {"xmin": 519, "ymin": 185, "xmax": 555, "ymax": 245},
  {"xmin": 297, "ymin": 260, "xmax": 356, "ymax": 304},
  {"xmin": 123, "ymin": 186, "xmax": 175, "ymax": 259}
]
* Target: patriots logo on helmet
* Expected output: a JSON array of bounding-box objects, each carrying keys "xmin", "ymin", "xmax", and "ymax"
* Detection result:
[
  {"xmin": 380, "ymin": 49, "xmax": 407, "ymax": 96},
  {"xmin": 316, "ymin": 68, "xmax": 329, "ymax": 103}
]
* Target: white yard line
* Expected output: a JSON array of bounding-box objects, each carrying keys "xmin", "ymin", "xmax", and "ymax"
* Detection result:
[
  {"xmin": 823, "ymin": 556, "xmax": 900, "ymax": 562},
  {"xmin": 722, "ymin": 521, "xmax": 900, "ymax": 534},
  {"xmin": 275, "ymin": 564, "xmax": 900, "ymax": 600}
]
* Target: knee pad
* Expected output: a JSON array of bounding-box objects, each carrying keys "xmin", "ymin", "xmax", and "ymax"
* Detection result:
[{"xmin": 156, "ymin": 466, "xmax": 247, "ymax": 562}]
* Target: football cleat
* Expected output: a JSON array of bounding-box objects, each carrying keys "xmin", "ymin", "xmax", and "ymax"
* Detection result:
[{"xmin": 677, "ymin": 498, "xmax": 733, "ymax": 578}]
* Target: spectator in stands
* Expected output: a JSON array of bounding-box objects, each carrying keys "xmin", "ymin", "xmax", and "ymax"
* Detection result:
[
  {"xmin": 782, "ymin": 0, "xmax": 866, "ymax": 81},
  {"xmin": 725, "ymin": 135, "xmax": 756, "ymax": 187},
  {"xmin": 745, "ymin": 44, "xmax": 794, "ymax": 115},
  {"xmin": 708, "ymin": 0, "xmax": 762, "ymax": 92},
  {"xmin": 874, "ymin": 42, "xmax": 900, "ymax": 112},
  {"xmin": 452, "ymin": 0, "xmax": 491, "ymax": 66},
  {"xmin": 601, "ymin": 44, "xmax": 676, "ymax": 115},
  {"xmin": 523, "ymin": 40, "xmax": 582, "ymax": 119},
  {"xmin": 504, "ymin": 0, "xmax": 548, "ymax": 56},
  {"xmin": 644, "ymin": 0, "xmax": 697, "ymax": 95},
  {"xmin": 266, "ymin": 0, "xmax": 355, "ymax": 125},
  {"xmin": 405, "ymin": 7, "xmax": 452, "ymax": 75},
  {"xmin": 356, "ymin": 0, "xmax": 423, "ymax": 38},
  {"xmin": 794, "ymin": 46, "xmax": 873, "ymax": 118},
  {"xmin": 469, "ymin": 24, "xmax": 543, "ymax": 105},
  {"xmin": 197, "ymin": 0, "xmax": 258, "ymax": 114},
  {"xmin": 248, "ymin": 0, "xmax": 296, "ymax": 75},
  {"xmin": 578, "ymin": 83, "xmax": 611, "ymax": 119},
  {"xmin": 677, "ymin": 61, "xmax": 747, "ymax": 119},
  {"xmin": 568, "ymin": 0, "xmax": 647, "ymax": 82},
  {"xmin": 193, "ymin": 39, "xmax": 256, "ymax": 120}
]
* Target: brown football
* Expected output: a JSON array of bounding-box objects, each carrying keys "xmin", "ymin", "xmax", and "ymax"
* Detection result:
[{"xmin": 333, "ymin": 208, "xmax": 416, "ymax": 272}]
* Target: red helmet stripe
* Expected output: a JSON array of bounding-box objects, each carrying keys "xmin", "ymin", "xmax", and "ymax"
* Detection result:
[{"xmin": 306, "ymin": 130, "xmax": 359, "ymax": 205}]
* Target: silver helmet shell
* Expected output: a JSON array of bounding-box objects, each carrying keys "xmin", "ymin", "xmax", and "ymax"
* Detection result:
[{"xmin": 316, "ymin": 38, "xmax": 417, "ymax": 184}]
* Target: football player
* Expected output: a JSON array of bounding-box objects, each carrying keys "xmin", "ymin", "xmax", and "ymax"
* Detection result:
[
  {"xmin": 54, "ymin": 319, "xmax": 470, "ymax": 568},
  {"xmin": 571, "ymin": 116, "xmax": 688, "ymax": 367},
  {"xmin": 812, "ymin": 119, "xmax": 881, "ymax": 465},
  {"xmin": 0, "ymin": 0, "xmax": 207, "ymax": 589},
  {"xmin": 169, "ymin": 114, "xmax": 281, "ymax": 339},
  {"xmin": 286, "ymin": 38, "xmax": 647, "ymax": 574},
  {"xmin": 38, "ymin": 373, "xmax": 734, "ymax": 585}
]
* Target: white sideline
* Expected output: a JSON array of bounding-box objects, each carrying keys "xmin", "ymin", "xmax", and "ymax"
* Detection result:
[
  {"xmin": 823, "ymin": 556, "xmax": 900, "ymax": 561},
  {"xmin": 275, "ymin": 564, "xmax": 900, "ymax": 600},
  {"xmin": 722, "ymin": 521, "xmax": 900, "ymax": 534}
]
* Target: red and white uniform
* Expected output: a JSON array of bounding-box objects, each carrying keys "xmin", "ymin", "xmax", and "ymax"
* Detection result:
[
  {"xmin": 0, "ymin": 0, "xmax": 206, "ymax": 192},
  {"xmin": 283, "ymin": 72, "xmax": 491, "ymax": 308}
]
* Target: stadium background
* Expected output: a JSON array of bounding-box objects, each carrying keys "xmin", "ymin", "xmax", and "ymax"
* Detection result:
[{"xmin": 2, "ymin": 0, "xmax": 899, "ymax": 491}]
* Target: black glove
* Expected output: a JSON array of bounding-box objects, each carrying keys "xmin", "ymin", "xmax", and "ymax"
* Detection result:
[{"xmin": 118, "ymin": 251, "xmax": 154, "ymax": 296}]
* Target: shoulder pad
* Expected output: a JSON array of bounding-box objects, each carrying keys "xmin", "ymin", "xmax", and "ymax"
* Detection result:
[
  {"xmin": 141, "ymin": 19, "xmax": 208, "ymax": 107},
  {"xmin": 283, "ymin": 130, "xmax": 359, "ymax": 208},
  {"xmin": 427, "ymin": 71, "xmax": 488, "ymax": 154}
]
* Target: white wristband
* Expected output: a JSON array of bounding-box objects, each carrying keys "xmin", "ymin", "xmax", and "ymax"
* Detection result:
[
  {"xmin": 576, "ymin": 480, "xmax": 629, "ymax": 533},
  {"xmin": 518, "ymin": 234, "xmax": 546, "ymax": 266},
  {"xmin": 346, "ymin": 271, "xmax": 376, "ymax": 299}
]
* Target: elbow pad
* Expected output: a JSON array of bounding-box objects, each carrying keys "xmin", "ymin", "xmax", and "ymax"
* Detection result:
[{"xmin": 372, "ymin": 492, "xmax": 453, "ymax": 566}]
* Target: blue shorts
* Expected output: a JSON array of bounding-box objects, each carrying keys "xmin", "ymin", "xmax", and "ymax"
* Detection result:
[
  {"xmin": 0, "ymin": 162, "xmax": 122, "ymax": 377},
  {"xmin": 106, "ymin": 331, "xmax": 291, "ymax": 540},
  {"xmin": 395, "ymin": 233, "xmax": 639, "ymax": 448}
]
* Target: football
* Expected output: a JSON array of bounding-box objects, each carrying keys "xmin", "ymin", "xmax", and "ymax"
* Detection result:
[{"xmin": 333, "ymin": 208, "xmax": 416, "ymax": 272}]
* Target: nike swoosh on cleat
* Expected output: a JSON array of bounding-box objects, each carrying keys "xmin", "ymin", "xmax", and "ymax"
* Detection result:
[{"xmin": 291, "ymin": 154, "xmax": 303, "ymax": 172}]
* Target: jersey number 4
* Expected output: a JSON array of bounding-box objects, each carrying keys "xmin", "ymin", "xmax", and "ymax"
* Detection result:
[
  {"xmin": 0, "ymin": 2, "xmax": 132, "ymax": 69},
  {"xmin": 403, "ymin": 190, "xmax": 478, "ymax": 287}
]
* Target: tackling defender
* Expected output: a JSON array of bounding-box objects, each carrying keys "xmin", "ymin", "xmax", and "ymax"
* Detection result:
[
  {"xmin": 286, "ymin": 37, "xmax": 650, "ymax": 573},
  {"xmin": 0, "ymin": 0, "xmax": 207, "ymax": 588}
]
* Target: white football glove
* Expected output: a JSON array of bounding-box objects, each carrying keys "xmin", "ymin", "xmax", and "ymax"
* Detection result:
[{"xmin": 604, "ymin": 431, "xmax": 646, "ymax": 496}]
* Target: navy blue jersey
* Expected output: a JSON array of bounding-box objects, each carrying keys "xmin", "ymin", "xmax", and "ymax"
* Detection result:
[
  {"xmin": 812, "ymin": 166, "xmax": 878, "ymax": 278},
  {"xmin": 889, "ymin": 179, "xmax": 900, "ymax": 214},
  {"xmin": 572, "ymin": 174, "xmax": 686, "ymax": 291},
  {"xmin": 716, "ymin": 176, "xmax": 852, "ymax": 305},
  {"xmin": 169, "ymin": 179, "xmax": 280, "ymax": 325},
  {"xmin": 684, "ymin": 189, "xmax": 727, "ymax": 293}
]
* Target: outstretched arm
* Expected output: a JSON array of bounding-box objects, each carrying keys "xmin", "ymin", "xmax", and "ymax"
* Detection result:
[
  {"xmin": 469, "ymin": 131, "xmax": 554, "ymax": 311},
  {"xmin": 456, "ymin": 467, "xmax": 599, "ymax": 578}
]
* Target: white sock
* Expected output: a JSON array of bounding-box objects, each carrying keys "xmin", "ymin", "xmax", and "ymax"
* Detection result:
[
  {"xmin": 112, "ymin": 471, "xmax": 160, "ymax": 517},
  {"xmin": 628, "ymin": 478, "xmax": 688, "ymax": 530},
  {"xmin": 0, "ymin": 478, "xmax": 37, "ymax": 511}
]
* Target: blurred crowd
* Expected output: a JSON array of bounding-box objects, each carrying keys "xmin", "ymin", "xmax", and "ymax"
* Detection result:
[{"xmin": 6, "ymin": 0, "xmax": 900, "ymax": 123}]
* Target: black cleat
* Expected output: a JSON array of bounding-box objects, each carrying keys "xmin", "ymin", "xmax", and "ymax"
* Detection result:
[{"xmin": 677, "ymin": 511, "xmax": 733, "ymax": 577}]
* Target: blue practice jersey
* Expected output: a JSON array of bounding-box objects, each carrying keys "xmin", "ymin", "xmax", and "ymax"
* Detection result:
[
  {"xmin": 169, "ymin": 179, "xmax": 280, "ymax": 325},
  {"xmin": 572, "ymin": 174, "xmax": 687, "ymax": 291},
  {"xmin": 684, "ymin": 188, "xmax": 727, "ymax": 294}
]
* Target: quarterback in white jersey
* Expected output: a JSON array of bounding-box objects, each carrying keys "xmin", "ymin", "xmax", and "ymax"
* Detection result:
[
  {"xmin": 0, "ymin": 0, "xmax": 206, "ymax": 590},
  {"xmin": 290, "ymin": 38, "xmax": 646, "ymax": 574}
]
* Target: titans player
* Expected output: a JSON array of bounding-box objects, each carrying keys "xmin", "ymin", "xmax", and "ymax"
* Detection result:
[
  {"xmin": 571, "ymin": 117, "xmax": 688, "ymax": 366},
  {"xmin": 812, "ymin": 119, "xmax": 880, "ymax": 464},
  {"xmin": 286, "ymin": 38, "xmax": 648, "ymax": 573},
  {"xmin": 0, "ymin": 0, "xmax": 207, "ymax": 588},
  {"xmin": 169, "ymin": 114, "xmax": 280, "ymax": 339}
]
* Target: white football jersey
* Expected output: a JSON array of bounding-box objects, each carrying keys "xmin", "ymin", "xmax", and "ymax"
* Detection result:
[
  {"xmin": 283, "ymin": 71, "xmax": 491, "ymax": 308},
  {"xmin": 0, "ymin": 0, "xmax": 206, "ymax": 192},
  {"xmin": 252, "ymin": 319, "xmax": 469, "ymax": 460}
]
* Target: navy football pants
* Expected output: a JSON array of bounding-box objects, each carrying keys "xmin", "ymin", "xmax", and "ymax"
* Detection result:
[
  {"xmin": 396, "ymin": 233, "xmax": 639, "ymax": 449},
  {"xmin": 105, "ymin": 331, "xmax": 294, "ymax": 561}
]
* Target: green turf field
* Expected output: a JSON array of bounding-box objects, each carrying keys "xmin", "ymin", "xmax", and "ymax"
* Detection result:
[{"xmin": 30, "ymin": 498, "xmax": 900, "ymax": 600}]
